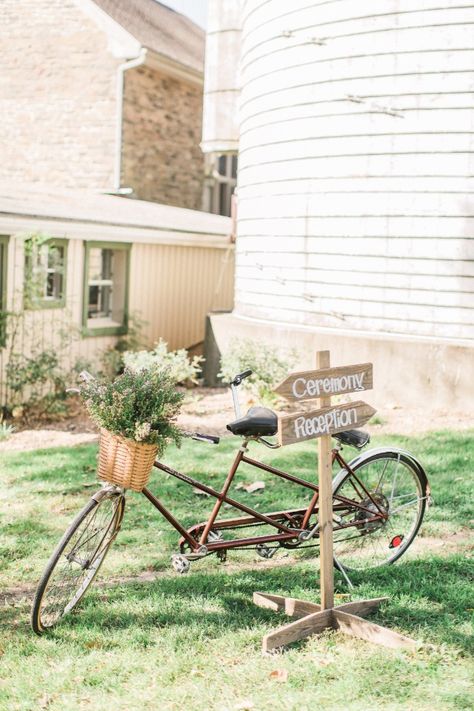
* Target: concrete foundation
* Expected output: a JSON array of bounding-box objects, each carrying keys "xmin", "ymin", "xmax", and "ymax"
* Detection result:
[{"xmin": 207, "ymin": 312, "xmax": 474, "ymax": 412}]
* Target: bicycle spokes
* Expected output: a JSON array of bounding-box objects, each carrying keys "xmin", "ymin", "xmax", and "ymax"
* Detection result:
[
  {"xmin": 35, "ymin": 495, "xmax": 123, "ymax": 629},
  {"xmin": 333, "ymin": 453, "xmax": 426, "ymax": 571}
]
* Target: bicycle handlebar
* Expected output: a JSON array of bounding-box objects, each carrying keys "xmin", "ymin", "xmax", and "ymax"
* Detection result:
[
  {"xmin": 191, "ymin": 433, "xmax": 220, "ymax": 445},
  {"xmin": 231, "ymin": 369, "xmax": 253, "ymax": 387},
  {"xmin": 182, "ymin": 431, "xmax": 220, "ymax": 445}
]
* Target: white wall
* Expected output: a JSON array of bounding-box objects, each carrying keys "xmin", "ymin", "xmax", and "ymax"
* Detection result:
[{"xmin": 236, "ymin": 0, "xmax": 474, "ymax": 342}]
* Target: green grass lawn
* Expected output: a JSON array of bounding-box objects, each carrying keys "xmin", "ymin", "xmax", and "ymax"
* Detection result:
[{"xmin": 0, "ymin": 432, "xmax": 473, "ymax": 711}]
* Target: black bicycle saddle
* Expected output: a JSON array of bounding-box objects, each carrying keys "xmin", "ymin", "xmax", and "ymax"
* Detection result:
[{"xmin": 227, "ymin": 406, "xmax": 278, "ymax": 437}]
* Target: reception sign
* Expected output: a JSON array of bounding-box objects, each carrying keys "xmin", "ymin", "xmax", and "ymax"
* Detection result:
[{"xmin": 278, "ymin": 400, "xmax": 376, "ymax": 446}]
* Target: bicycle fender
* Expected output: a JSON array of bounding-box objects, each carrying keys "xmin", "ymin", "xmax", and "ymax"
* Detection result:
[
  {"xmin": 92, "ymin": 484, "xmax": 124, "ymax": 502},
  {"xmin": 332, "ymin": 447, "xmax": 430, "ymax": 498}
]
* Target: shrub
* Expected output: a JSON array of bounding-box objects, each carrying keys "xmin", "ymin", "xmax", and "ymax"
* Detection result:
[
  {"xmin": 80, "ymin": 367, "xmax": 184, "ymax": 449},
  {"xmin": 100, "ymin": 314, "xmax": 148, "ymax": 379},
  {"xmin": 123, "ymin": 339, "xmax": 204, "ymax": 385},
  {"xmin": 6, "ymin": 349, "xmax": 72, "ymax": 420},
  {"xmin": 2, "ymin": 304, "xmax": 82, "ymax": 421},
  {"xmin": 0, "ymin": 422, "xmax": 15, "ymax": 440},
  {"xmin": 218, "ymin": 338, "xmax": 298, "ymax": 404}
]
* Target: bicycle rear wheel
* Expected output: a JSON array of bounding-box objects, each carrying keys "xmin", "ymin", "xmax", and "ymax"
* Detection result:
[
  {"xmin": 31, "ymin": 488, "xmax": 125, "ymax": 634},
  {"xmin": 332, "ymin": 449, "xmax": 428, "ymax": 572}
]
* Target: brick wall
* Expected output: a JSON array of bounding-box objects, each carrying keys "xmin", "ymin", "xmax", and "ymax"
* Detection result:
[
  {"xmin": 0, "ymin": 0, "xmax": 119, "ymax": 190},
  {"xmin": 121, "ymin": 65, "xmax": 204, "ymax": 210}
]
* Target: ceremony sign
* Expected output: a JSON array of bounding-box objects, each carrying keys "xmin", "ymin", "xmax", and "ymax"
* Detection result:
[
  {"xmin": 253, "ymin": 351, "xmax": 417, "ymax": 654},
  {"xmin": 275, "ymin": 362, "xmax": 373, "ymax": 402}
]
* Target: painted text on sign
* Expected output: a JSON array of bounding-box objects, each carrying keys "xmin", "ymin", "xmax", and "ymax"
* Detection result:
[
  {"xmin": 278, "ymin": 400, "xmax": 376, "ymax": 446},
  {"xmin": 292, "ymin": 373, "xmax": 365, "ymax": 399},
  {"xmin": 294, "ymin": 406, "xmax": 357, "ymax": 439},
  {"xmin": 275, "ymin": 363, "xmax": 373, "ymax": 402}
]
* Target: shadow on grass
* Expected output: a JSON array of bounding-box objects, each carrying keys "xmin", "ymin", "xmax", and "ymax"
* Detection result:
[{"xmin": 7, "ymin": 554, "xmax": 469, "ymax": 654}]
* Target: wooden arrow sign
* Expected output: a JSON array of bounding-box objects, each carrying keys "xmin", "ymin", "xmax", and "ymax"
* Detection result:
[
  {"xmin": 275, "ymin": 362, "xmax": 373, "ymax": 402},
  {"xmin": 257, "ymin": 352, "xmax": 417, "ymax": 654},
  {"xmin": 278, "ymin": 400, "xmax": 376, "ymax": 446}
]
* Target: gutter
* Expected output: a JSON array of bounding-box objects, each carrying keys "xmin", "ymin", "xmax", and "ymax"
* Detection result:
[{"xmin": 113, "ymin": 49, "xmax": 147, "ymax": 193}]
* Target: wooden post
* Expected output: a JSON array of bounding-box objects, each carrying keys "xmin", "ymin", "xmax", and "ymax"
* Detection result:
[
  {"xmin": 253, "ymin": 350, "xmax": 419, "ymax": 654},
  {"xmin": 316, "ymin": 350, "xmax": 334, "ymax": 610}
]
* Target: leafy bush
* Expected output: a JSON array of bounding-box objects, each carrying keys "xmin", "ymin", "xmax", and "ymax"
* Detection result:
[
  {"xmin": 218, "ymin": 338, "xmax": 298, "ymax": 403},
  {"xmin": 100, "ymin": 314, "xmax": 148, "ymax": 379},
  {"xmin": 6, "ymin": 349, "xmax": 72, "ymax": 420},
  {"xmin": 80, "ymin": 367, "xmax": 184, "ymax": 449},
  {"xmin": 123, "ymin": 339, "xmax": 204, "ymax": 385},
  {"xmin": 2, "ymin": 302, "xmax": 83, "ymax": 421},
  {"xmin": 0, "ymin": 422, "xmax": 15, "ymax": 440}
]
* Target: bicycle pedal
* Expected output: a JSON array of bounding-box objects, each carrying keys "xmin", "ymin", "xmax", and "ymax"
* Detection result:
[
  {"xmin": 171, "ymin": 554, "xmax": 191, "ymax": 574},
  {"xmin": 256, "ymin": 544, "xmax": 278, "ymax": 559}
]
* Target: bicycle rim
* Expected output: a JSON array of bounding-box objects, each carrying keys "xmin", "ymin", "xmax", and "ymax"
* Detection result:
[
  {"xmin": 333, "ymin": 451, "xmax": 426, "ymax": 572},
  {"xmin": 31, "ymin": 491, "xmax": 124, "ymax": 633}
]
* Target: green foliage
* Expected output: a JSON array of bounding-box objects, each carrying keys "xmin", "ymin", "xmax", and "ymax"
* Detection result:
[
  {"xmin": 219, "ymin": 338, "xmax": 298, "ymax": 403},
  {"xmin": 0, "ymin": 431, "xmax": 473, "ymax": 710},
  {"xmin": 369, "ymin": 414, "xmax": 386, "ymax": 426},
  {"xmin": 100, "ymin": 313, "xmax": 149, "ymax": 379},
  {"xmin": 0, "ymin": 421, "xmax": 14, "ymax": 440},
  {"xmin": 80, "ymin": 366, "xmax": 184, "ymax": 448},
  {"xmin": 123, "ymin": 338, "xmax": 204, "ymax": 385},
  {"xmin": 0, "ymin": 233, "xmax": 77, "ymax": 420},
  {"xmin": 6, "ymin": 348, "xmax": 72, "ymax": 419},
  {"xmin": 3, "ymin": 309, "xmax": 82, "ymax": 420}
]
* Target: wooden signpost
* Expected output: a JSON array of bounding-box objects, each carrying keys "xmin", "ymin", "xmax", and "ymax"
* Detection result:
[
  {"xmin": 253, "ymin": 351, "xmax": 418, "ymax": 654},
  {"xmin": 278, "ymin": 400, "xmax": 376, "ymax": 446},
  {"xmin": 275, "ymin": 362, "xmax": 373, "ymax": 402}
]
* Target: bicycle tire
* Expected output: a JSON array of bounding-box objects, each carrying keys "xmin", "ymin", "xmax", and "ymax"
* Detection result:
[
  {"xmin": 31, "ymin": 488, "xmax": 125, "ymax": 634},
  {"xmin": 332, "ymin": 448, "xmax": 428, "ymax": 572}
]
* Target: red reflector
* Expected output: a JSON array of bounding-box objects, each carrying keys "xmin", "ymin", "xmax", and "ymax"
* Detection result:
[{"xmin": 389, "ymin": 535, "xmax": 404, "ymax": 549}]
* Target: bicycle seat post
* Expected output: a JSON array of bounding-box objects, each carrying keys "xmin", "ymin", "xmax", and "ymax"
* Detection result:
[
  {"xmin": 230, "ymin": 369, "xmax": 252, "ymax": 418},
  {"xmin": 230, "ymin": 382, "xmax": 242, "ymax": 419}
]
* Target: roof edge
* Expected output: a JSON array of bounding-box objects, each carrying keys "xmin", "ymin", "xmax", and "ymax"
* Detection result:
[
  {"xmin": 74, "ymin": 0, "xmax": 204, "ymax": 83},
  {"xmin": 73, "ymin": 0, "xmax": 142, "ymax": 59},
  {"xmin": 145, "ymin": 50, "xmax": 203, "ymax": 86}
]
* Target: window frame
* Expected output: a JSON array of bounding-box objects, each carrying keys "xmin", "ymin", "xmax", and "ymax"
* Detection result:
[
  {"xmin": 24, "ymin": 237, "xmax": 68, "ymax": 310},
  {"xmin": 82, "ymin": 241, "xmax": 131, "ymax": 337},
  {"xmin": 206, "ymin": 152, "xmax": 237, "ymax": 217},
  {"xmin": 0, "ymin": 235, "xmax": 9, "ymax": 347}
]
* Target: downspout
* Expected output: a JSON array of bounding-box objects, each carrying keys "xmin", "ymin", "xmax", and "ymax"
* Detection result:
[{"xmin": 114, "ymin": 49, "xmax": 147, "ymax": 193}]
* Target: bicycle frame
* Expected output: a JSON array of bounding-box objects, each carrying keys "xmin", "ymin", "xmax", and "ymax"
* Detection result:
[{"xmin": 139, "ymin": 438, "xmax": 389, "ymax": 557}]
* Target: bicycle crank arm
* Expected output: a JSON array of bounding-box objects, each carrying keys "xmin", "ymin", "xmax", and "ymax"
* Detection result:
[
  {"xmin": 299, "ymin": 513, "xmax": 347, "ymax": 542},
  {"xmin": 180, "ymin": 545, "xmax": 208, "ymax": 561},
  {"xmin": 298, "ymin": 523, "xmax": 319, "ymax": 542}
]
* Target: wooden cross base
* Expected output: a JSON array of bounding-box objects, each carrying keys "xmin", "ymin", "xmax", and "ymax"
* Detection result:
[{"xmin": 254, "ymin": 592, "xmax": 418, "ymax": 654}]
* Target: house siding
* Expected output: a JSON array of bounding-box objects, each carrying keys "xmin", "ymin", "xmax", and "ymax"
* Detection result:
[
  {"xmin": 129, "ymin": 241, "xmax": 234, "ymax": 348},
  {"xmin": 121, "ymin": 65, "xmax": 204, "ymax": 209},
  {"xmin": 235, "ymin": 0, "xmax": 474, "ymax": 342},
  {"xmin": 0, "ymin": 0, "xmax": 119, "ymax": 190},
  {"xmin": 0, "ymin": 224, "xmax": 233, "ymax": 407}
]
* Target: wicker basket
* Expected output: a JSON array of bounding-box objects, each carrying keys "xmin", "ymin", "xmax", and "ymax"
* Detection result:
[{"xmin": 97, "ymin": 429, "xmax": 159, "ymax": 492}]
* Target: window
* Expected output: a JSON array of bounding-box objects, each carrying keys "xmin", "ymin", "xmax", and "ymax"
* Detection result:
[
  {"xmin": 205, "ymin": 153, "xmax": 237, "ymax": 217},
  {"xmin": 0, "ymin": 236, "xmax": 8, "ymax": 346},
  {"xmin": 83, "ymin": 242, "xmax": 130, "ymax": 336},
  {"xmin": 24, "ymin": 238, "xmax": 67, "ymax": 309}
]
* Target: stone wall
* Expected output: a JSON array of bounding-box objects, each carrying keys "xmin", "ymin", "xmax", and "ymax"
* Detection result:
[
  {"xmin": 0, "ymin": 0, "xmax": 119, "ymax": 190},
  {"xmin": 121, "ymin": 65, "xmax": 204, "ymax": 210}
]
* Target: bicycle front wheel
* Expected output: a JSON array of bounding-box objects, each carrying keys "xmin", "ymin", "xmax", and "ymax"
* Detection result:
[
  {"xmin": 332, "ymin": 449, "xmax": 428, "ymax": 572},
  {"xmin": 31, "ymin": 488, "xmax": 125, "ymax": 634}
]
